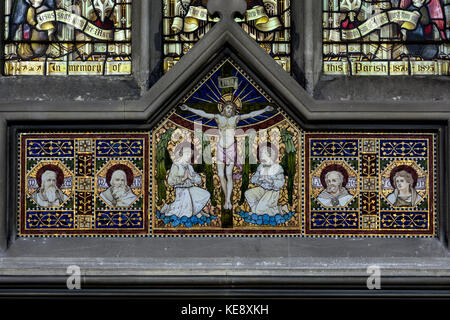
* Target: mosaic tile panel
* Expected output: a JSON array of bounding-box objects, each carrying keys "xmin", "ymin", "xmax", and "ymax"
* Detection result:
[
  {"xmin": 304, "ymin": 133, "xmax": 436, "ymax": 236},
  {"xmin": 152, "ymin": 58, "xmax": 302, "ymax": 235},
  {"xmin": 19, "ymin": 133, "xmax": 149, "ymax": 236},
  {"xmin": 15, "ymin": 59, "xmax": 439, "ymax": 238}
]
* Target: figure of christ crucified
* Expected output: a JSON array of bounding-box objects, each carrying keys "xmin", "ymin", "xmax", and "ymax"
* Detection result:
[{"xmin": 180, "ymin": 102, "xmax": 274, "ymax": 210}]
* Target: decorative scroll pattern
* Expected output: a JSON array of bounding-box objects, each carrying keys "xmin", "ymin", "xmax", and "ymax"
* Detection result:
[
  {"xmin": 380, "ymin": 140, "xmax": 428, "ymax": 157},
  {"xmin": 95, "ymin": 139, "xmax": 144, "ymax": 157},
  {"xmin": 26, "ymin": 140, "xmax": 74, "ymax": 157},
  {"xmin": 380, "ymin": 212, "xmax": 428, "ymax": 229},
  {"xmin": 310, "ymin": 139, "xmax": 359, "ymax": 157},
  {"xmin": 26, "ymin": 211, "xmax": 74, "ymax": 229},
  {"xmin": 4, "ymin": 0, "xmax": 132, "ymax": 76},
  {"xmin": 96, "ymin": 211, "xmax": 143, "ymax": 228},
  {"xmin": 19, "ymin": 133, "xmax": 149, "ymax": 236},
  {"xmin": 310, "ymin": 212, "xmax": 359, "ymax": 229}
]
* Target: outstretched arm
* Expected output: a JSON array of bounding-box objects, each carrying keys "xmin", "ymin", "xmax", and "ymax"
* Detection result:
[
  {"xmin": 180, "ymin": 104, "xmax": 216, "ymax": 120},
  {"xmin": 239, "ymin": 106, "xmax": 274, "ymax": 120}
]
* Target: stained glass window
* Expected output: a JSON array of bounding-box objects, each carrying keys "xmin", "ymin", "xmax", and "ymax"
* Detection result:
[
  {"xmin": 162, "ymin": 0, "xmax": 291, "ymax": 73},
  {"xmin": 3, "ymin": 0, "xmax": 132, "ymax": 76},
  {"xmin": 323, "ymin": 0, "xmax": 450, "ymax": 76}
]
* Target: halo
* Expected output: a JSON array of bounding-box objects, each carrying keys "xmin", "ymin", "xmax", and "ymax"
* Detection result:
[
  {"xmin": 106, "ymin": 164, "xmax": 134, "ymax": 187},
  {"xmin": 389, "ymin": 165, "xmax": 418, "ymax": 189},
  {"xmin": 320, "ymin": 164, "xmax": 349, "ymax": 189},
  {"xmin": 36, "ymin": 164, "xmax": 65, "ymax": 189},
  {"xmin": 217, "ymin": 93, "xmax": 242, "ymax": 114}
]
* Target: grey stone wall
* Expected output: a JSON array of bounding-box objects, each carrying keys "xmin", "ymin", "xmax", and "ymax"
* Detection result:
[{"xmin": 0, "ymin": 0, "xmax": 448, "ymax": 295}]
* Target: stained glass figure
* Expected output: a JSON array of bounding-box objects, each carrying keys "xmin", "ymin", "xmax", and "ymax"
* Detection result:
[
  {"xmin": 3, "ymin": 0, "xmax": 132, "ymax": 76},
  {"xmin": 162, "ymin": 0, "xmax": 291, "ymax": 73},
  {"xmin": 323, "ymin": 0, "xmax": 450, "ymax": 75}
]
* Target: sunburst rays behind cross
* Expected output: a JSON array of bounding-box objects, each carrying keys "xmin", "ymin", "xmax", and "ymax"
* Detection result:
[{"xmin": 177, "ymin": 60, "xmax": 279, "ymax": 129}]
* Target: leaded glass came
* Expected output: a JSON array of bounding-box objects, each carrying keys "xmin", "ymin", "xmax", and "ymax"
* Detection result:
[
  {"xmin": 3, "ymin": 0, "xmax": 132, "ymax": 76},
  {"xmin": 163, "ymin": 0, "xmax": 291, "ymax": 73},
  {"xmin": 323, "ymin": 0, "xmax": 450, "ymax": 76}
]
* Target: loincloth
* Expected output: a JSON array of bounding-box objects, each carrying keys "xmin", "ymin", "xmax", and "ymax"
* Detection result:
[{"xmin": 217, "ymin": 142, "xmax": 237, "ymax": 165}]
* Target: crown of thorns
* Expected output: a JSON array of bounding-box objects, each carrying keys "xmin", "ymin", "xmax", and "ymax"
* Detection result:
[{"xmin": 217, "ymin": 93, "xmax": 242, "ymax": 113}]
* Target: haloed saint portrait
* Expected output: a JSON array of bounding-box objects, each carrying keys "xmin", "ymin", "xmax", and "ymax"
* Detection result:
[
  {"xmin": 20, "ymin": 133, "xmax": 149, "ymax": 236},
  {"xmin": 28, "ymin": 162, "xmax": 73, "ymax": 208},
  {"xmin": 305, "ymin": 134, "xmax": 435, "ymax": 237}
]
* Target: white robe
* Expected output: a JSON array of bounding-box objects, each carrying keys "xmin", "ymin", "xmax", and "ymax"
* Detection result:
[
  {"xmin": 32, "ymin": 188, "xmax": 68, "ymax": 208},
  {"xmin": 245, "ymin": 163, "xmax": 285, "ymax": 216},
  {"xmin": 317, "ymin": 188, "xmax": 353, "ymax": 207},
  {"xmin": 161, "ymin": 163, "xmax": 210, "ymax": 218},
  {"xmin": 387, "ymin": 189, "xmax": 422, "ymax": 207},
  {"xmin": 99, "ymin": 187, "xmax": 138, "ymax": 208}
]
